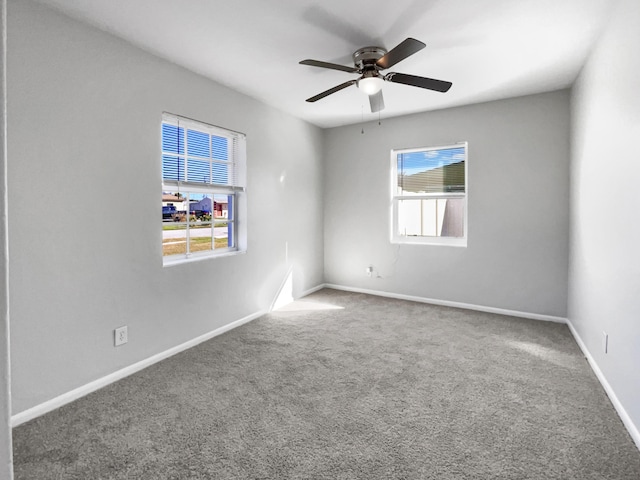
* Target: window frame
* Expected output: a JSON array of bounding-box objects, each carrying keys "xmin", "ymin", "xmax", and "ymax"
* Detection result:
[
  {"xmin": 390, "ymin": 142, "xmax": 468, "ymax": 247},
  {"xmin": 161, "ymin": 113, "xmax": 247, "ymax": 266}
]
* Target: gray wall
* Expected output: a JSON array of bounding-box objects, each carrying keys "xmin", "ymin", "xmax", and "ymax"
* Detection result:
[
  {"xmin": 1, "ymin": 0, "xmax": 14, "ymax": 476},
  {"xmin": 8, "ymin": 0, "xmax": 324, "ymax": 414},
  {"xmin": 324, "ymin": 91, "xmax": 570, "ymax": 317},
  {"xmin": 569, "ymin": 0, "xmax": 640, "ymax": 437}
]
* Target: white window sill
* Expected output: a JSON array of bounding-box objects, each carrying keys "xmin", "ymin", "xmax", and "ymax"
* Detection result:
[
  {"xmin": 391, "ymin": 237, "xmax": 467, "ymax": 247},
  {"xmin": 163, "ymin": 249, "xmax": 246, "ymax": 267}
]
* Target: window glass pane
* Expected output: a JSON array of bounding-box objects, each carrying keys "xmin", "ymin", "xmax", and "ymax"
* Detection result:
[
  {"xmin": 212, "ymin": 162, "xmax": 228, "ymax": 185},
  {"xmin": 162, "ymin": 191, "xmax": 188, "ymax": 255},
  {"xmin": 189, "ymin": 224, "xmax": 213, "ymax": 254},
  {"xmin": 213, "ymin": 194, "xmax": 232, "ymax": 249},
  {"xmin": 187, "ymin": 158, "xmax": 210, "ymax": 183},
  {"xmin": 162, "ymin": 124, "xmax": 184, "ymax": 154},
  {"xmin": 188, "ymin": 193, "xmax": 213, "ymax": 219},
  {"xmin": 397, "ymin": 147, "xmax": 465, "ymax": 195},
  {"xmin": 162, "ymin": 155, "xmax": 184, "ymax": 181},
  {"xmin": 226, "ymin": 195, "xmax": 233, "ymax": 221},
  {"xmin": 212, "ymin": 135, "xmax": 228, "ymax": 160},
  {"xmin": 162, "ymin": 192, "xmax": 186, "ymax": 222},
  {"xmin": 214, "ymin": 221, "xmax": 232, "ymax": 249},
  {"xmin": 212, "ymin": 194, "xmax": 230, "ymax": 219},
  {"xmin": 187, "ymin": 129, "xmax": 210, "ymax": 157},
  {"xmin": 162, "ymin": 224, "xmax": 187, "ymax": 256},
  {"xmin": 397, "ymin": 198, "xmax": 464, "ymax": 238}
]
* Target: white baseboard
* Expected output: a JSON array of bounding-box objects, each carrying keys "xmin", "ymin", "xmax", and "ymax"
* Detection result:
[
  {"xmin": 11, "ymin": 309, "xmax": 266, "ymax": 427},
  {"xmin": 322, "ymin": 283, "xmax": 567, "ymax": 323},
  {"xmin": 15, "ymin": 284, "xmax": 638, "ymax": 456},
  {"xmin": 566, "ymin": 319, "xmax": 640, "ymax": 451},
  {"xmin": 298, "ymin": 283, "xmax": 326, "ymax": 298}
]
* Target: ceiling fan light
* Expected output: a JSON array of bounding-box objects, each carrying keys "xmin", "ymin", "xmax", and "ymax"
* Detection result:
[{"xmin": 358, "ymin": 76, "xmax": 383, "ymax": 96}]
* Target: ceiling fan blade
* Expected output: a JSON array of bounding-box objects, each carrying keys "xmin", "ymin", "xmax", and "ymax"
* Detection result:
[
  {"xmin": 369, "ymin": 90, "xmax": 385, "ymax": 113},
  {"xmin": 376, "ymin": 38, "xmax": 426, "ymax": 69},
  {"xmin": 299, "ymin": 59, "xmax": 359, "ymax": 73},
  {"xmin": 385, "ymin": 72, "xmax": 452, "ymax": 92},
  {"xmin": 305, "ymin": 80, "xmax": 357, "ymax": 102}
]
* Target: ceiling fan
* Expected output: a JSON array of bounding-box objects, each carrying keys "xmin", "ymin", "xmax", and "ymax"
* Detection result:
[{"xmin": 299, "ymin": 38, "xmax": 452, "ymax": 113}]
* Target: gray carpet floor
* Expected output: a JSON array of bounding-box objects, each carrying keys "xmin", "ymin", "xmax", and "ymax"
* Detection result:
[{"xmin": 12, "ymin": 288, "xmax": 640, "ymax": 479}]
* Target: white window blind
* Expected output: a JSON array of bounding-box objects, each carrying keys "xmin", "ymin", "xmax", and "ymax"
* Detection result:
[{"xmin": 161, "ymin": 113, "xmax": 246, "ymax": 191}]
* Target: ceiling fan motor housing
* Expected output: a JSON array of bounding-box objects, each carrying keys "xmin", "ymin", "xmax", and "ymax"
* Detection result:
[{"xmin": 353, "ymin": 46, "xmax": 387, "ymax": 72}]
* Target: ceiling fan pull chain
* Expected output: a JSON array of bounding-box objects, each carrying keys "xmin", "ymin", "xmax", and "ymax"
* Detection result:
[{"xmin": 361, "ymin": 105, "xmax": 365, "ymax": 134}]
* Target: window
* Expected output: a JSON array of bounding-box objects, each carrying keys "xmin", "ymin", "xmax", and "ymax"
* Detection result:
[
  {"xmin": 161, "ymin": 113, "xmax": 246, "ymax": 264},
  {"xmin": 391, "ymin": 143, "xmax": 467, "ymax": 246}
]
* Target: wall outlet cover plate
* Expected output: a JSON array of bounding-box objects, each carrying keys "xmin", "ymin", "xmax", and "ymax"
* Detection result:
[{"xmin": 115, "ymin": 326, "xmax": 128, "ymax": 346}]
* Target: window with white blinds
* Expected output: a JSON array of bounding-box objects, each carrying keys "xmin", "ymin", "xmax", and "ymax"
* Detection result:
[
  {"xmin": 161, "ymin": 114, "xmax": 245, "ymax": 189},
  {"xmin": 391, "ymin": 143, "xmax": 467, "ymax": 246},
  {"xmin": 161, "ymin": 113, "xmax": 247, "ymax": 264}
]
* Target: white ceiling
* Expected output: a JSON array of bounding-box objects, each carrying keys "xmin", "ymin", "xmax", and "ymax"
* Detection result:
[{"xmin": 34, "ymin": 0, "xmax": 614, "ymax": 128}]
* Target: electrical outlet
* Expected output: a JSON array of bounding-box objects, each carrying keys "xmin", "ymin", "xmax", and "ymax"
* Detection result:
[
  {"xmin": 603, "ymin": 331, "xmax": 608, "ymax": 354},
  {"xmin": 115, "ymin": 326, "xmax": 128, "ymax": 347},
  {"xmin": 366, "ymin": 266, "xmax": 373, "ymax": 277}
]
